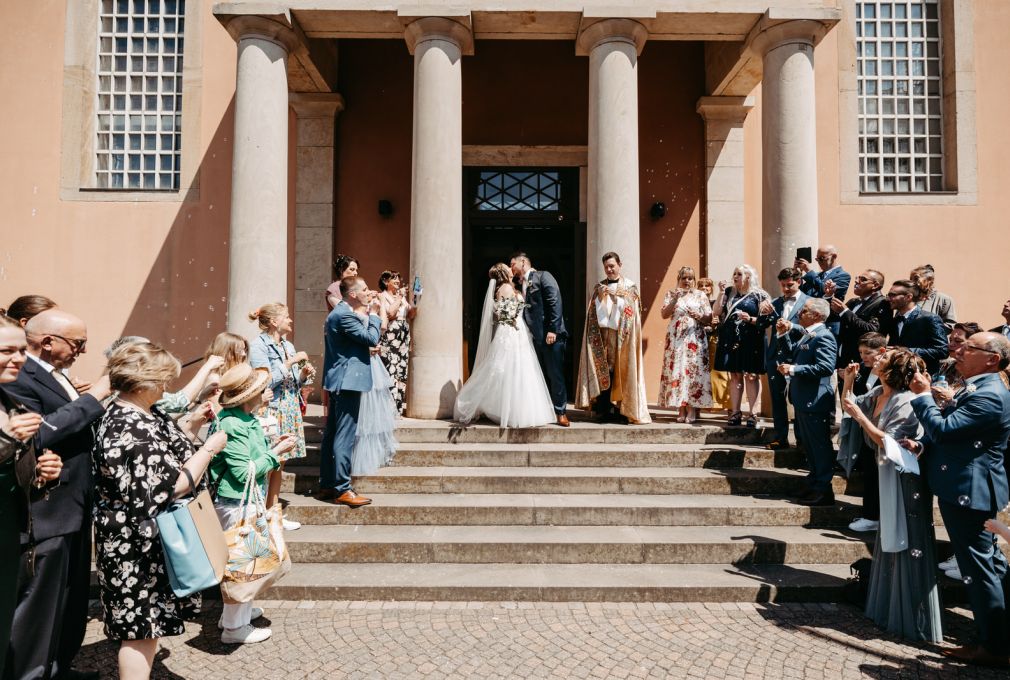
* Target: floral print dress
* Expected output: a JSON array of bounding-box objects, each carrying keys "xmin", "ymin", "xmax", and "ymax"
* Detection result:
[
  {"xmin": 379, "ymin": 296, "xmax": 411, "ymax": 415},
  {"xmin": 658, "ymin": 289, "xmax": 713, "ymax": 409},
  {"xmin": 92, "ymin": 402, "xmax": 201, "ymax": 640}
]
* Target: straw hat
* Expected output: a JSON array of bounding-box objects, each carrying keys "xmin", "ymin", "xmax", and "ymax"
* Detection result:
[{"xmin": 218, "ymin": 364, "xmax": 270, "ymax": 408}]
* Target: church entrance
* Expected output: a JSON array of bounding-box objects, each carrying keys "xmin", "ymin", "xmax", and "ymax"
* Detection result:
[{"xmin": 462, "ymin": 167, "xmax": 585, "ymax": 391}]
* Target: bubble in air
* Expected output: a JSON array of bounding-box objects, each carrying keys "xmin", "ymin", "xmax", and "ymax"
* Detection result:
[
  {"xmin": 973, "ymin": 441, "xmax": 983, "ymax": 449},
  {"xmin": 912, "ymin": 492, "xmax": 920, "ymax": 500},
  {"xmin": 963, "ymin": 576, "xmax": 973, "ymax": 585},
  {"xmin": 910, "ymin": 549, "xmax": 922, "ymax": 558},
  {"xmin": 958, "ymin": 495, "xmax": 970, "ymax": 506},
  {"xmin": 940, "ymin": 464, "xmax": 948, "ymax": 471}
]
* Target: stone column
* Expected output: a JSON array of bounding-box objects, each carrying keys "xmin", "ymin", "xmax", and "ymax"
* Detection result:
[
  {"xmin": 290, "ymin": 93, "xmax": 344, "ymax": 390},
  {"xmin": 578, "ymin": 19, "xmax": 647, "ymax": 289},
  {"xmin": 223, "ymin": 16, "xmax": 299, "ymax": 332},
  {"xmin": 403, "ymin": 18, "xmax": 473, "ymax": 419},
  {"xmin": 697, "ymin": 96, "xmax": 754, "ymax": 283},
  {"xmin": 752, "ymin": 20, "xmax": 827, "ymax": 293}
]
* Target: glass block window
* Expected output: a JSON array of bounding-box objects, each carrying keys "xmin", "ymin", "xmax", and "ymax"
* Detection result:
[
  {"xmin": 474, "ymin": 171, "xmax": 561, "ymax": 212},
  {"xmin": 856, "ymin": 1, "xmax": 943, "ymax": 193},
  {"xmin": 95, "ymin": 0, "xmax": 185, "ymax": 190}
]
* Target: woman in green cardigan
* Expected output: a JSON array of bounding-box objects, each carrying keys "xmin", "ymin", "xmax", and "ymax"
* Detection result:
[{"xmin": 210, "ymin": 363, "xmax": 295, "ymax": 646}]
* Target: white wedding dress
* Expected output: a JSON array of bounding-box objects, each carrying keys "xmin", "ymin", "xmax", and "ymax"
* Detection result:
[{"xmin": 453, "ymin": 282, "xmax": 556, "ymax": 427}]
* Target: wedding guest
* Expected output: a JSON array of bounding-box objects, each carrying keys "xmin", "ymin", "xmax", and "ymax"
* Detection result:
[
  {"xmin": 377, "ymin": 270, "xmax": 416, "ymax": 415},
  {"xmin": 5, "ymin": 294, "xmax": 57, "ymax": 327},
  {"xmin": 758, "ymin": 268, "xmax": 808, "ymax": 448},
  {"xmin": 988, "ymin": 298, "xmax": 1010, "ymax": 338},
  {"xmin": 248, "ymin": 304, "xmax": 314, "ymax": 526},
  {"xmin": 210, "ymin": 364, "xmax": 296, "ymax": 644},
  {"xmin": 795, "ymin": 245, "xmax": 850, "ymax": 336},
  {"xmin": 658, "ymin": 266, "xmax": 712, "ymax": 423},
  {"xmin": 903, "ymin": 332, "xmax": 1010, "ymax": 667},
  {"xmin": 911, "ymin": 265, "xmax": 957, "ymax": 331},
  {"xmin": 575, "ymin": 252, "xmax": 650, "ymax": 424},
  {"xmin": 934, "ymin": 322, "xmax": 982, "ymax": 391},
  {"xmin": 832, "ymin": 269, "xmax": 892, "ymax": 373},
  {"xmin": 698, "ymin": 278, "xmax": 731, "ymax": 411},
  {"xmin": 202, "ymin": 332, "xmax": 250, "ymax": 406},
  {"xmin": 325, "ymin": 254, "xmax": 359, "ymax": 312},
  {"xmin": 0, "ymin": 315, "xmax": 64, "ymax": 675},
  {"xmin": 92, "ymin": 342, "xmax": 228, "ymax": 679},
  {"xmin": 712, "ymin": 264, "xmax": 770, "ymax": 427},
  {"xmin": 5, "ymin": 310, "xmax": 112, "ymax": 680},
  {"xmin": 841, "ymin": 349, "xmax": 942, "ymax": 643},
  {"xmin": 776, "ymin": 298, "xmax": 838, "ymax": 506},
  {"xmin": 839, "ymin": 332, "xmax": 888, "ymax": 533},
  {"xmin": 348, "ymin": 295, "xmax": 399, "ymax": 475},
  {"xmin": 884, "ymin": 279, "xmax": 948, "ymax": 374}
]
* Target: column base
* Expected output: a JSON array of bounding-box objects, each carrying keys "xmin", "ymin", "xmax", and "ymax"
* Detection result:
[{"xmin": 406, "ymin": 355, "xmax": 462, "ymax": 419}]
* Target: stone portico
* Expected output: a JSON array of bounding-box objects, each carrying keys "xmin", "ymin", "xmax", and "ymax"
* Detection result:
[{"xmin": 214, "ymin": 1, "xmax": 840, "ymax": 419}]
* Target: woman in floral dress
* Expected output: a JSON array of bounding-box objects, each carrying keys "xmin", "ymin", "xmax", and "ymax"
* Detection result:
[
  {"xmin": 658, "ymin": 266, "xmax": 713, "ymax": 422},
  {"xmin": 92, "ymin": 342, "xmax": 227, "ymax": 679},
  {"xmin": 377, "ymin": 270, "xmax": 416, "ymax": 415}
]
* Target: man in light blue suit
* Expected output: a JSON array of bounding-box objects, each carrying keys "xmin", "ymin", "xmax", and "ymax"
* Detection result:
[
  {"xmin": 776, "ymin": 298, "xmax": 838, "ymax": 506},
  {"xmin": 317, "ymin": 275, "xmax": 383, "ymax": 507},
  {"xmin": 759, "ymin": 267, "xmax": 808, "ymax": 449},
  {"xmin": 904, "ymin": 332, "xmax": 1010, "ymax": 667}
]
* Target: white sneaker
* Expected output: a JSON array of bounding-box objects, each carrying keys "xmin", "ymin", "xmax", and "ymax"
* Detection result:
[
  {"xmin": 944, "ymin": 566, "xmax": 963, "ymax": 581},
  {"xmin": 848, "ymin": 518, "xmax": 880, "ymax": 532},
  {"xmin": 221, "ymin": 624, "xmax": 272, "ymax": 644},
  {"xmin": 938, "ymin": 556, "xmax": 958, "ymax": 571},
  {"xmin": 218, "ymin": 607, "xmax": 264, "ymax": 629},
  {"xmin": 282, "ymin": 518, "xmax": 301, "ymax": 531}
]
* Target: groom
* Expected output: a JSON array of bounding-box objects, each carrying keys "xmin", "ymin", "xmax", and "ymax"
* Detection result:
[{"xmin": 510, "ymin": 252, "xmax": 570, "ymax": 426}]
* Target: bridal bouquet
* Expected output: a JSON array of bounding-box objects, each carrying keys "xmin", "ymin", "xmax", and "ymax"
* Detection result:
[{"xmin": 493, "ymin": 297, "xmax": 528, "ymax": 329}]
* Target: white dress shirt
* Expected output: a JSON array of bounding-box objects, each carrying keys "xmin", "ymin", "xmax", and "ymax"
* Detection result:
[{"xmin": 28, "ymin": 353, "xmax": 79, "ymax": 400}]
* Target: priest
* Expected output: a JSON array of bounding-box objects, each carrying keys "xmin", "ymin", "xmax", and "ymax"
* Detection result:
[{"xmin": 576, "ymin": 251, "xmax": 651, "ymax": 424}]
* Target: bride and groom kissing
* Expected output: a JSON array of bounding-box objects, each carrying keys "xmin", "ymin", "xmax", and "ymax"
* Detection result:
[{"xmin": 453, "ymin": 253, "xmax": 571, "ymax": 428}]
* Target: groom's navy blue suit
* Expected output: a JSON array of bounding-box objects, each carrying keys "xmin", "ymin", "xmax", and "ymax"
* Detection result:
[
  {"xmin": 522, "ymin": 269, "xmax": 568, "ymax": 415},
  {"xmin": 320, "ymin": 301, "xmax": 381, "ymax": 493}
]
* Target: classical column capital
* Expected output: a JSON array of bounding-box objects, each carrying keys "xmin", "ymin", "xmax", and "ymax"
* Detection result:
[
  {"xmin": 289, "ymin": 92, "xmax": 345, "ymax": 119},
  {"xmin": 576, "ymin": 18, "xmax": 648, "ymax": 57},
  {"xmin": 403, "ymin": 17, "xmax": 474, "ymax": 56},
  {"xmin": 696, "ymin": 96, "xmax": 755, "ymax": 123},
  {"xmin": 747, "ymin": 18, "xmax": 831, "ymax": 57},
  {"xmin": 217, "ymin": 12, "xmax": 301, "ymax": 53}
]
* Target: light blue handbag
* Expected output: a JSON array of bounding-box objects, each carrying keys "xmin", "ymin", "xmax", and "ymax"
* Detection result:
[{"xmin": 156, "ymin": 468, "xmax": 229, "ymax": 597}]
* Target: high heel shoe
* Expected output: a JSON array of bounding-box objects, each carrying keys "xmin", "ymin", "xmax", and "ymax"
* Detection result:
[
  {"xmin": 745, "ymin": 413, "xmax": 758, "ymax": 428},
  {"xmin": 727, "ymin": 411, "xmax": 743, "ymax": 427}
]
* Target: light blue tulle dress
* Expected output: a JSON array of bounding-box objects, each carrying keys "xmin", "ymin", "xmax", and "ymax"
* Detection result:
[{"xmin": 351, "ymin": 355, "xmax": 398, "ymax": 476}]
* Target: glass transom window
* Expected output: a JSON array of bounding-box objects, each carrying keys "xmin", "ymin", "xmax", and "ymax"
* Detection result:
[
  {"xmin": 856, "ymin": 1, "xmax": 943, "ymax": 193},
  {"xmin": 95, "ymin": 0, "xmax": 185, "ymax": 190},
  {"xmin": 474, "ymin": 171, "xmax": 561, "ymax": 212}
]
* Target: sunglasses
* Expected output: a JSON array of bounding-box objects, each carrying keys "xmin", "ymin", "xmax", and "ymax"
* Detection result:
[
  {"xmin": 46, "ymin": 334, "xmax": 87, "ymax": 353},
  {"xmin": 962, "ymin": 345, "xmax": 1001, "ymax": 356}
]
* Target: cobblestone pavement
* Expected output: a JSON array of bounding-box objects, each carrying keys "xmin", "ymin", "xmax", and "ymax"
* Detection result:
[{"xmin": 78, "ymin": 601, "xmax": 1004, "ymax": 679}]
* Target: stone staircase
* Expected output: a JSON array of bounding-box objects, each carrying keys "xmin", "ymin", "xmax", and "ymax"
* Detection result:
[{"xmin": 268, "ymin": 411, "xmax": 957, "ymax": 602}]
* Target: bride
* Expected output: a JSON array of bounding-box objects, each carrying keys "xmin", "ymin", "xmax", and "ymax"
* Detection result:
[{"xmin": 454, "ymin": 263, "xmax": 556, "ymax": 427}]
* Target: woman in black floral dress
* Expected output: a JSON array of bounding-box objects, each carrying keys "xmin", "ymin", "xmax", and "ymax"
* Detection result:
[
  {"xmin": 93, "ymin": 342, "xmax": 226, "ymax": 679},
  {"xmin": 377, "ymin": 271, "xmax": 416, "ymax": 415}
]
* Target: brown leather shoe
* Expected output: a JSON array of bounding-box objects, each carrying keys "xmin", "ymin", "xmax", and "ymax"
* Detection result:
[
  {"xmin": 941, "ymin": 645, "xmax": 1010, "ymax": 668},
  {"xmin": 556, "ymin": 414, "xmax": 571, "ymax": 427},
  {"xmin": 336, "ymin": 490, "xmax": 372, "ymax": 508}
]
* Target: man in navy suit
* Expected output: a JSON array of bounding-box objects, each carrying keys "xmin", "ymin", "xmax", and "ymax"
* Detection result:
[
  {"xmin": 795, "ymin": 244, "xmax": 850, "ymax": 337},
  {"xmin": 884, "ymin": 279, "xmax": 948, "ymax": 374},
  {"xmin": 904, "ymin": 332, "xmax": 1010, "ymax": 667},
  {"xmin": 758, "ymin": 268, "xmax": 808, "ymax": 449},
  {"xmin": 6, "ymin": 310, "xmax": 110, "ymax": 680},
  {"xmin": 511, "ymin": 253, "xmax": 569, "ymax": 426},
  {"xmin": 317, "ymin": 275, "xmax": 382, "ymax": 507},
  {"xmin": 776, "ymin": 298, "xmax": 839, "ymax": 506}
]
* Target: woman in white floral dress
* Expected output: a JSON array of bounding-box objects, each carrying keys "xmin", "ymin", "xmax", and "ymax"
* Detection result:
[{"xmin": 658, "ymin": 266, "xmax": 713, "ymax": 422}]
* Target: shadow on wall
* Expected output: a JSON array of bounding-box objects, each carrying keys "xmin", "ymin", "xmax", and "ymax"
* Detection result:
[{"xmin": 119, "ymin": 97, "xmax": 236, "ymax": 379}]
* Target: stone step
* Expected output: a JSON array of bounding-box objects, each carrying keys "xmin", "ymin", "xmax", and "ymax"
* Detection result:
[
  {"xmin": 280, "ymin": 492, "xmax": 920, "ymax": 527},
  {"xmin": 285, "ymin": 524, "xmax": 908, "ymax": 565},
  {"xmin": 263, "ymin": 562, "xmax": 854, "ymax": 602},
  {"xmin": 280, "ymin": 466, "xmax": 847, "ymax": 496},
  {"xmin": 295, "ymin": 443, "xmax": 807, "ymax": 469}
]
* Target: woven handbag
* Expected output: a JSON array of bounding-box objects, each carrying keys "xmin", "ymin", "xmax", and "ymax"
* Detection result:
[{"xmin": 156, "ymin": 468, "xmax": 228, "ymax": 597}]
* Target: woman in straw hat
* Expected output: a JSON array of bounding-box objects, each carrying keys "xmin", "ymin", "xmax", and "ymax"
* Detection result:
[{"xmin": 209, "ymin": 363, "xmax": 296, "ymax": 645}]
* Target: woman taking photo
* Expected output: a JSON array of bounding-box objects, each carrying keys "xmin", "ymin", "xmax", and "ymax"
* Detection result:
[
  {"xmin": 377, "ymin": 270, "xmax": 416, "ymax": 415},
  {"xmin": 658, "ymin": 266, "xmax": 712, "ymax": 422},
  {"xmin": 712, "ymin": 264, "xmax": 770, "ymax": 426},
  {"xmin": 91, "ymin": 342, "xmax": 228, "ymax": 680}
]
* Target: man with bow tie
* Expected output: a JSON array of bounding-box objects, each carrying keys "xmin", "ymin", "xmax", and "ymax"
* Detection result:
[
  {"xmin": 776, "ymin": 298, "xmax": 838, "ymax": 506},
  {"xmin": 902, "ymin": 332, "xmax": 1010, "ymax": 668},
  {"xmin": 758, "ymin": 268, "xmax": 808, "ymax": 449},
  {"xmin": 884, "ymin": 279, "xmax": 948, "ymax": 375}
]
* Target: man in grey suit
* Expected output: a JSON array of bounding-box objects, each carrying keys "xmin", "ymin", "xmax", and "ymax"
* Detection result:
[
  {"xmin": 776, "ymin": 298, "xmax": 838, "ymax": 506},
  {"xmin": 317, "ymin": 275, "xmax": 382, "ymax": 507},
  {"xmin": 903, "ymin": 332, "xmax": 1010, "ymax": 667}
]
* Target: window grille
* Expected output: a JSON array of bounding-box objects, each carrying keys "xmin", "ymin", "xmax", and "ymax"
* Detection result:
[
  {"xmin": 474, "ymin": 171, "xmax": 561, "ymax": 212},
  {"xmin": 856, "ymin": 0, "xmax": 943, "ymax": 193},
  {"xmin": 95, "ymin": 0, "xmax": 184, "ymax": 190}
]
